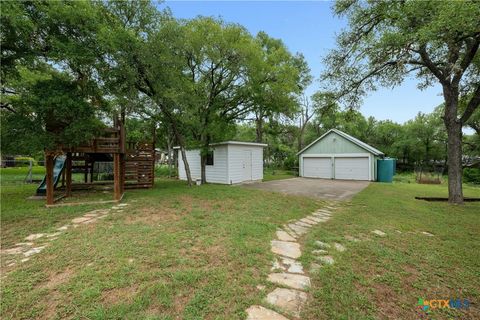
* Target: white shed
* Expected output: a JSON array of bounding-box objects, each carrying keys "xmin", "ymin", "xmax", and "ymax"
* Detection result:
[{"xmin": 175, "ymin": 141, "xmax": 267, "ymax": 184}]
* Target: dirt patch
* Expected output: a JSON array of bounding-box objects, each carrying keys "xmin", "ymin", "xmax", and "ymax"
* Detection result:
[
  {"xmin": 125, "ymin": 207, "xmax": 185, "ymax": 225},
  {"xmin": 372, "ymin": 282, "xmax": 404, "ymax": 320},
  {"xmin": 169, "ymin": 195, "xmax": 235, "ymax": 213},
  {"xmin": 173, "ymin": 291, "xmax": 195, "ymax": 317},
  {"xmin": 125, "ymin": 196, "xmax": 235, "ymax": 226},
  {"xmin": 39, "ymin": 268, "xmax": 75, "ymax": 290},
  {"xmin": 402, "ymin": 264, "xmax": 419, "ymax": 286},
  {"xmin": 101, "ymin": 284, "xmax": 139, "ymax": 305},
  {"xmin": 40, "ymin": 292, "xmax": 61, "ymax": 320}
]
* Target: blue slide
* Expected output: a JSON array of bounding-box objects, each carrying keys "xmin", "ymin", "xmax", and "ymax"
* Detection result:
[{"xmin": 36, "ymin": 155, "xmax": 67, "ymax": 195}]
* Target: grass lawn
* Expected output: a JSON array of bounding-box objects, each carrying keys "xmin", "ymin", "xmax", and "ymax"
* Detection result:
[
  {"xmin": 263, "ymin": 168, "xmax": 296, "ymax": 181},
  {"xmin": 1, "ymin": 179, "xmax": 320, "ymax": 320},
  {"xmin": 1, "ymin": 166, "xmax": 47, "ymax": 185},
  {"xmin": 300, "ymin": 182, "xmax": 480, "ymax": 320},
  {"xmin": 1, "ymin": 169, "xmax": 479, "ymax": 319}
]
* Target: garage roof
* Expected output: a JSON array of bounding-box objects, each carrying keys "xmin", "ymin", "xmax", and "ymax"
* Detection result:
[{"xmin": 297, "ymin": 129, "xmax": 384, "ymax": 156}]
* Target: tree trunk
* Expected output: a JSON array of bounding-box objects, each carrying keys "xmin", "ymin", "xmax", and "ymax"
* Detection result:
[
  {"xmin": 443, "ymin": 86, "xmax": 463, "ymax": 204},
  {"xmin": 169, "ymin": 121, "xmax": 192, "ymax": 186},
  {"xmin": 298, "ymin": 126, "xmax": 306, "ymax": 151},
  {"xmin": 445, "ymin": 120, "xmax": 463, "ymax": 204},
  {"xmin": 256, "ymin": 116, "xmax": 263, "ymax": 143},
  {"xmin": 162, "ymin": 109, "xmax": 192, "ymax": 186},
  {"xmin": 166, "ymin": 137, "xmax": 173, "ymax": 178},
  {"xmin": 176, "ymin": 145, "xmax": 191, "ymax": 185},
  {"xmin": 200, "ymin": 134, "xmax": 210, "ymax": 184},
  {"xmin": 200, "ymin": 151, "xmax": 207, "ymax": 184}
]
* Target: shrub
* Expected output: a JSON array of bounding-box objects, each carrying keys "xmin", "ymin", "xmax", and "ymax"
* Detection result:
[
  {"xmin": 155, "ymin": 164, "xmax": 175, "ymax": 177},
  {"xmin": 283, "ymin": 154, "xmax": 298, "ymax": 171},
  {"xmin": 13, "ymin": 156, "xmax": 37, "ymax": 167},
  {"xmin": 463, "ymin": 167, "xmax": 480, "ymax": 184}
]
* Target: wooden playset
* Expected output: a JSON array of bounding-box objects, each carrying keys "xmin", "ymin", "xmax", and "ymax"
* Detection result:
[{"xmin": 39, "ymin": 119, "xmax": 155, "ymax": 206}]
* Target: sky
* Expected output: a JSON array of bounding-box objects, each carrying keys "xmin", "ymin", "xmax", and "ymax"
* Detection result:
[{"xmin": 163, "ymin": 0, "xmax": 445, "ymax": 124}]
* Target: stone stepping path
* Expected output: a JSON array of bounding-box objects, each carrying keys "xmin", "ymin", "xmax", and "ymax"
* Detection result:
[
  {"xmin": 245, "ymin": 202, "xmax": 340, "ymax": 319},
  {"xmin": 266, "ymin": 288, "xmax": 307, "ymax": 317},
  {"xmin": 1, "ymin": 204, "xmax": 129, "ymax": 273},
  {"xmin": 371, "ymin": 229, "xmax": 386, "ymax": 237},
  {"xmin": 246, "ymin": 305, "xmax": 289, "ymax": 320}
]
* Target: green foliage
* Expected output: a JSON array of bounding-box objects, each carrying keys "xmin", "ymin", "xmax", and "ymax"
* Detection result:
[
  {"xmin": 2, "ymin": 69, "xmax": 104, "ymax": 154},
  {"xmin": 12, "ymin": 156, "xmax": 36, "ymax": 167},
  {"xmin": 282, "ymin": 153, "xmax": 298, "ymax": 170},
  {"xmin": 324, "ymin": 0, "xmax": 480, "ymax": 108},
  {"xmin": 302, "ymin": 97, "xmax": 456, "ymax": 167},
  {"xmin": 250, "ymin": 33, "xmax": 311, "ymax": 139},
  {"xmin": 464, "ymin": 168, "xmax": 480, "ymax": 185},
  {"xmin": 155, "ymin": 164, "xmax": 174, "ymax": 177},
  {"xmin": 1, "ymin": 1, "xmax": 109, "ymax": 155},
  {"xmin": 125, "ymin": 117, "xmax": 155, "ymax": 143},
  {"xmin": 231, "ymin": 123, "xmax": 255, "ymax": 141}
]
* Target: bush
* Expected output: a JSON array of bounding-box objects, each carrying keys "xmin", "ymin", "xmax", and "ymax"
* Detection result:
[
  {"xmin": 283, "ymin": 154, "xmax": 298, "ymax": 171},
  {"xmin": 13, "ymin": 157, "xmax": 37, "ymax": 167},
  {"xmin": 463, "ymin": 167, "xmax": 480, "ymax": 184},
  {"xmin": 155, "ymin": 164, "xmax": 175, "ymax": 177}
]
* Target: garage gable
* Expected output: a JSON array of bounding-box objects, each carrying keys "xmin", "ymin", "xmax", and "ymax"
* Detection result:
[
  {"xmin": 301, "ymin": 131, "xmax": 366, "ymax": 155},
  {"xmin": 297, "ymin": 129, "xmax": 384, "ymax": 181}
]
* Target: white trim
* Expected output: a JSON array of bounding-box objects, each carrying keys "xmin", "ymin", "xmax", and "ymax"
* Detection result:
[
  {"xmin": 368, "ymin": 153, "xmax": 372, "ymax": 181},
  {"xmin": 301, "ymin": 153, "xmax": 371, "ymax": 158},
  {"xmin": 174, "ymin": 141, "xmax": 267, "ymax": 150},
  {"xmin": 210, "ymin": 141, "xmax": 268, "ymax": 147},
  {"xmin": 296, "ymin": 129, "xmax": 384, "ymax": 156},
  {"xmin": 332, "ymin": 156, "xmax": 335, "ymax": 179}
]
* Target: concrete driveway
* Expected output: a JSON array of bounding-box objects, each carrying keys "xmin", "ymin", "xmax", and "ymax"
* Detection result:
[{"xmin": 242, "ymin": 177, "xmax": 370, "ymax": 201}]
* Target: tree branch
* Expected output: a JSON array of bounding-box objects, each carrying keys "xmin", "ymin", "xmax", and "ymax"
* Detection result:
[
  {"xmin": 0, "ymin": 103, "xmax": 16, "ymax": 113},
  {"xmin": 418, "ymin": 45, "xmax": 448, "ymax": 85},
  {"xmin": 460, "ymin": 84, "xmax": 480, "ymax": 124},
  {"xmin": 452, "ymin": 35, "xmax": 480, "ymax": 86}
]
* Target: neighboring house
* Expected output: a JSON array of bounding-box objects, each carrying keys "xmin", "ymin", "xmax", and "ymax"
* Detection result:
[
  {"xmin": 175, "ymin": 141, "xmax": 267, "ymax": 184},
  {"xmin": 297, "ymin": 129, "xmax": 384, "ymax": 181}
]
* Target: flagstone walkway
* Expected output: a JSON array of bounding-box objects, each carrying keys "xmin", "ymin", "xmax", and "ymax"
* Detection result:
[
  {"xmin": 1, "ymin": 203, "xmax": 129, "ymax": 273},
  {"xmin": 245, "ymin": 202, "xmax": 339, "ymax": 320}
]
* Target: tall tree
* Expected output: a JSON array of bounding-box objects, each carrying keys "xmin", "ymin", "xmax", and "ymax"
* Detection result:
[
  {"xmin": 177, "ymin": 17, "xmax": 257, "ymax": 183},
  {"xmin": 323, "ymin": 0, "xmax": 480, "ymax": 203},
  {"xmin": 297, "ymin": 95, "xmax": 314, "ymax": 151},
  {"xmin": 1, "ymin": 1, "xmax": 108, "ymax": 153},
  {"xmin": 99, "ymin": 1, "xmax": 196, "ymax": 185},
  {"xmin": 250, "ymin": 33, "xmax": 311, "ymax": 143}
]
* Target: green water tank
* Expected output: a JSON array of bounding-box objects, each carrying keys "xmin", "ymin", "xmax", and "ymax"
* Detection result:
[{"xmin": 377, "ymin": 158, "xmax": 394, "ymax": 182}]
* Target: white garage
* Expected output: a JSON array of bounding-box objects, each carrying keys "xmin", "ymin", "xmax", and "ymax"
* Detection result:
[
  {"xmin": 297, "ymin": 129, "xmax": 384, "ymax": 181},
  {"xmin": 175, "ymin": 141, "xmax": 267, "ymax": 184},
  {"xmin": 303, "ymin": 157, "xmax": 332, "ymax": 179}
]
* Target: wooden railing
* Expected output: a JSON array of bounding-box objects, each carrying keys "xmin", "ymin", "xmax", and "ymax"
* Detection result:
[{"xmin": 69, "ymin": 125, "xmax": 124, "ymax": 154}]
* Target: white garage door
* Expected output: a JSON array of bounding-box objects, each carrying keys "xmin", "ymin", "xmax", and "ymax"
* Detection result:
[
  {"xmin": 334, "ymin": 157, "xmax": 369, "ymax": 180},
  {"xmin": 303, "ymin": 157, "xmax": 332, "ymax": 179}
]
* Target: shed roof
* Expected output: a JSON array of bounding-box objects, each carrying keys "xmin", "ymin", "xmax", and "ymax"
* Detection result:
[
  {"xmin": 297, "ymin": 129, "xmax": 384, "ymax": 156},
  {"xmin": 174, "ymin": 141, "xmax": 267, "ymax": 149}
]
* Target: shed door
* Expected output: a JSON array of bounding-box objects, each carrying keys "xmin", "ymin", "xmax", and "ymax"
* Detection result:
[
  {"xmin": 334, "ymin": 157, "xmax": 369, "ymax": 180},
  {"xmin": 303, "ymin": 157, "xmax": 332, "ymax": 179},
  {"xmin": 242, "ymin": 150, "xmax": 252, "ymax": 181}
]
